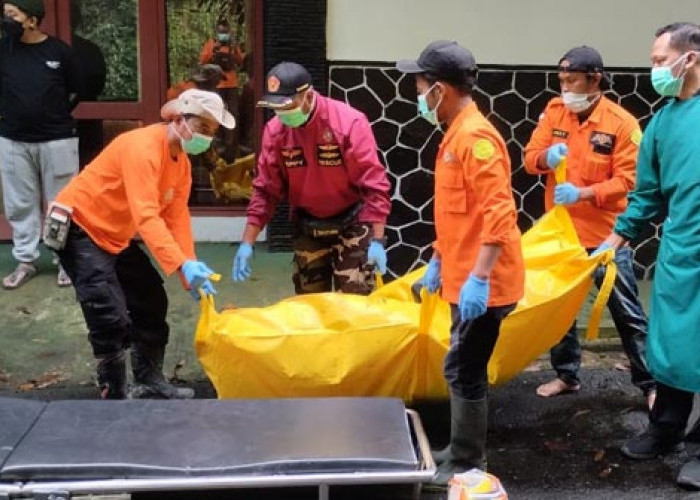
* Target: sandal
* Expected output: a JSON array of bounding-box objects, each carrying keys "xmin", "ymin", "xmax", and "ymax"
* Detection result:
[
  {"xmin": 2, "ymin": 262, "xmax": 37, "ymax": 290},
  {"xmin": 57, "ymin": 266, "xmax": 72, "ymax": 287}
]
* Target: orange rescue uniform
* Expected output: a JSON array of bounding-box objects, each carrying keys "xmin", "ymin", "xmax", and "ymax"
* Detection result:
[
  {"xmin": 199, "ymin": 40, "xmax": 244, "ymax": 90},
  {"xmin": 524, "ymin": 96, "xmax": 641, "ymax": 248},
  {"xmin": 166, "ymin": 80, "xmax": 197, "ymax": 101},
  {"xmin": 55, "ymin": 124, "xmax": 195, "ymax": 275},
  {"xmin": 434, "ymin": 101, "xmax": 524, "ymax": 306}
]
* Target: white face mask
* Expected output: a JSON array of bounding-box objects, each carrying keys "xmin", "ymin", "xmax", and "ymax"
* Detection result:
[{"xmin": 562, "ymin": 91, "xmax": 600, "ymax": 114}]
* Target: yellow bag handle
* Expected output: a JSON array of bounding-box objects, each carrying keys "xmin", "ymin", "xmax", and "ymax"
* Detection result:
[
  {"xmin": 415, "ymin": 287, "xmax": 439, "ymax": 399},
  {"xmin": 585, "ymin": 252, "xmax": 617, "ymax": 340},
  {"xmin": 375, "ymin": 272, "xmax": 384, "ymax": 289},
  {"xmin": 197, "ymin": 272, "xmax": 221, "ymax": 327},
  {"xmin": 553, "ymin": 156, "xmax": 616, "ymax": 340},
  {"xmin": 418, "ymin": 287, "xmax": 439, "ymax": 335},
  {"xmin": 555, "ymin": 157, "xmax": 567, "ymax": 184}
]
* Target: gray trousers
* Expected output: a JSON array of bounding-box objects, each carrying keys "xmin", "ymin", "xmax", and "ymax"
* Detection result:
[{"xmin": 0, "ymin": 137, "xmax": 79, "ymax": 263}]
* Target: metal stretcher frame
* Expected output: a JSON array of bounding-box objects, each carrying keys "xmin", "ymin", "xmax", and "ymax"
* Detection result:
[{"xmin": 0, "ymin": 410, "xmax": 435, "ymax": 500}]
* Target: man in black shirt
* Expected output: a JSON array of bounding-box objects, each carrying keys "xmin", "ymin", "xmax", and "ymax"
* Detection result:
[{"xmin": 0, "ymin": 0, "xmax": 81, "ymax": 289}]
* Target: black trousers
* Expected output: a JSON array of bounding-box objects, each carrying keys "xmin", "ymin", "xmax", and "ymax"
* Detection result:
[
  {"xmin": 649, "ymin": 381, "xmax": 695, "ymax": 439},
  {"xmin": 57, "ymin": 225, "xmax": 169, "ymax": 357},
  {"xmin": 444, "ymin": 303, "xmax": 517, "ymax": 400}
]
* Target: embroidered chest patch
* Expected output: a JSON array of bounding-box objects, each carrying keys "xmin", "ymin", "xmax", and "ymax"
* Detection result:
[
  {"xmin": 281, "ymin": 147, "xmax": 306, "ymax": 168},
  {"xmin": 590, "ymin": 131, "xmax": 616, "ymax": 155},
  {"xmin": 317, "ymin": 143, "xmax": 342, "ymax": 167}
]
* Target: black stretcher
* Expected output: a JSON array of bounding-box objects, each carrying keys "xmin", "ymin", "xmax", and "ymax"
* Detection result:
[{"xmin": 0, "ymin": 397, "xmax": 435, "ymax": 499}]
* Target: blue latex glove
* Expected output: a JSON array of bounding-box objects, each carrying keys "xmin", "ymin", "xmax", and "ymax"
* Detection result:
[
  {"xmin": 232, "ymin": 242, "xmax": 253, "ymax": 282},
  {"xmin": 545, "ymin": 143, "xmax": 568, "ymax": 169},
  {"xmin": 181, "ymin": 260, "xmax": 217, "ymax": 300},
  {"xmin": 189, "ymin": 279, "xmax": 217, "ymax": 301},
  {"xmin": 422, "ymin": 258, "xmax": 441, "ymax": 294},
  {"xmin": 458, "ymin": 274, "xmax": 489, "ymax": 322},
  {"xmin": 591, "ymin": 242, "xmax": 613, "ymax": 257},
  {"xmin": 367, "ymin": 240, "xmax": 387, "ymax": 274},
  {"xmin": 554, "ymin": 182, "xmax": 580, "ymax": 205}
]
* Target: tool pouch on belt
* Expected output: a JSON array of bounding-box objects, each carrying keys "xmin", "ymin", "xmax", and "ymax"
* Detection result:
[
  {"xmin": 297, "ymin": 203, "xmax": 362, "ymax": 239},
  {"xmin": 42, "ymin": 202, "xmax": 73, "ymax": 251}
]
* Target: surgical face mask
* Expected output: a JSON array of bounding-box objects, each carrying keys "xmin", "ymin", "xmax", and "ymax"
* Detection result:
[
  {"xmin": 417, "ymin": 84, "xmax": 442, "ymax": 125},
  {"xmin": 275, "ymin": 93, "xmax": 314, "ymax": 128},
  {"xmin": 1, "ymin": 17, "xmax": 23, "ymax": 40},
  {"xmin": 178, "ymin": 120, "xmax": 213, "ymax": 155},
  {"xmin": 651, "ymin": 52, "xmax": 695, "ymax": 97},
  {"xmin": 217, "ymin": 33, "xmax": 230, "ymax": 43},
  {"xmin": 562, "ymin": 91, "xmax": 599, "ymax": 113}
]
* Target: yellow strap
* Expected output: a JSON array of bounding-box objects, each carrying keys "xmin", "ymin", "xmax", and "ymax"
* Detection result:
[
  {"xmin": 585, "ymin": 252, "xmax": 617, "ymax": 340},
  {"xmin": 375, "ymin": 272, "xmax": 384, "ymax": 289},
  {"xmin": 555, "ymin": 157, "xmax": 567, "ymax": 184},
  {"xmin": 197, "ymin": 273, "xmax": 221, "ymax": 324},
  {"xmin": 415, "ymin": 288, "xmax": 439, "ymax": 399},
  {"xmin": 418, "ymin": 288, "xmax": 438, "ymax": 335},
  {"xmin": 197, "ymin": 294, "xmax": 217, "ymax": 344}
]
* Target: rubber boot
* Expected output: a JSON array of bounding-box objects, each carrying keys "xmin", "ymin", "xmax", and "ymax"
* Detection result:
[
  {"xmin": 427, "ymin": 395, "xmax": 488, "ymax": 490},
  {"xmin": 96, "ymin": 351, "xmax": 127, "ymax": 400},
  {"xmin": 677, "ymin": 457, "xmax": 700, "ymax": 490},
  {"xmin": 431, "ymin": 396, "xmax": 455, "ymax": 465},
  {"xmin": 128, "ymin": 343, "xmax": 194, "ymax": 399},
  {"xmin": 432, "ymin": 445, "xmax": 451, "ymax": 465}
]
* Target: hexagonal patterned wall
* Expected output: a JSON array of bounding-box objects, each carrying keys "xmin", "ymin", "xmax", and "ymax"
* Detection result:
[{"xmin": 329, "ymin": 64, "xmax": 665, "ymax": 280}]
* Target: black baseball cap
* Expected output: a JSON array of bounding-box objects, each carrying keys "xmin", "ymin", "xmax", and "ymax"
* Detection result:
[
  {"xmin": 558, "ymin": 46, "xmax": 610, "ymax": 83},
  {"xmin": 258, "ymin": 62, "xmax": 313, "ymax": 109},
  {"xmin": 397, "ymin": 40, "xmax": 478, "ymax": 85}
]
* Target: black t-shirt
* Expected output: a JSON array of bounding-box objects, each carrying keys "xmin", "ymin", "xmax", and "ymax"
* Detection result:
[{"xmin": 0, "ymin": 35, "xmax": 81, "ymax": 142}]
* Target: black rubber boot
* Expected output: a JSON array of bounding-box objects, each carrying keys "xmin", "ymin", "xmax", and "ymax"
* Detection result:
[
  {"xmin": 96, "ymin": 351, "xmax": 127, "ymax": 400},
  {"xmin": 128, "ymin": 344, "xmax": 194, "ymax": 399},
  {"xmin": 621, "ymin": 427, "xmax": 684, "ymax": 459},
  {"xmin": 426, "ymin": 395, "xmax": 488, "ymax": 490},
  {"xmin": 677, "ymin": 457, "xmax": 700, "ymax": 490},
  {"xmin": 432, "ymin": 445, "xmax": 451, "ymax": 465}
]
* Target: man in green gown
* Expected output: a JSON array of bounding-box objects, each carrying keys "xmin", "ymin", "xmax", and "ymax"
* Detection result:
[{"xmin": 597, "ymin": 22, "xmax": 700, "ymax": 490}]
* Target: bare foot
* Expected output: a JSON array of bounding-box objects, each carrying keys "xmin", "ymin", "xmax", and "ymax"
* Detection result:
[{"xmin": 536, "ymin": 378, "xmax": 580, "ymax": 397}]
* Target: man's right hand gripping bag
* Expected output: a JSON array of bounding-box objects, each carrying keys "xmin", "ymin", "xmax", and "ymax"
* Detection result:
[{"xmin": 196, "ymin": 206, "xmax": 616, "ymax": 400}]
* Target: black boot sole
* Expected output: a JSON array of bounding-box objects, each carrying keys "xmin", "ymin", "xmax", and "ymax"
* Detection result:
[{"xmin": 621, "ymin": 441, "xmax": 684, "ymax": 460}]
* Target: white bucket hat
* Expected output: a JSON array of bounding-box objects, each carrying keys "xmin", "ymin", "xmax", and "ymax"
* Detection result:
[{"xmin": 160, "ymin": 89, "xmax": 236, "ymax": 129}]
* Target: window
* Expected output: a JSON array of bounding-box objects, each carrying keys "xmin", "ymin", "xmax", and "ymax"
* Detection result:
[{"xmin": 70, "ymin": 0, "xmax": 139, "ymax": 102}]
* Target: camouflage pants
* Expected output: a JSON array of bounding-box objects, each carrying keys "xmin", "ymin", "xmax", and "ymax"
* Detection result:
[{"xmin": 292, "ymin": 223, "xmax": 374, "ymax": 295}]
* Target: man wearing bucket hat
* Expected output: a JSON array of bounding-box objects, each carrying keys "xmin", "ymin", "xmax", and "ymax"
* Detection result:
[
  {"xmin": 232, "ymin": 61, "xmax": 391, "ymax": 295},
  {"xmin": 53, "ymin": 89, "xmax": 235, "ymax": 400},
  {"xmin": 0, "ymin": 0, "xmax": 82, "ymax": 289},
  {"xmin": 524, "ymin": 46, "xmax": 656, "ymax": 407},
  {"xmin": 397, "ymin": 41, "xmax": 524, "ymax": 487}
]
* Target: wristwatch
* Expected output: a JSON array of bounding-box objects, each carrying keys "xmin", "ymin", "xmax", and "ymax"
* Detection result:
[{"xmin": 371, "ymin": 236, "xmax": 388, "ymax": 247}]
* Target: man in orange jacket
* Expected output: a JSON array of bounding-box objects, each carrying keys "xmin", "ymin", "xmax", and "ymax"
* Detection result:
[
  {"xmin": 524, "ymin": 46, "xmax": 655, "ymax": 406},
  {"xmin": 398, "ymin": 41, "xmax": 524, "ymax": 487},
  {"xmin": 199, "ymin": 17, "xmax": 244, "ymax": 162},
  {"xmin": 53, "ymin": 89, "xmax": 235, "ymax": 400}
]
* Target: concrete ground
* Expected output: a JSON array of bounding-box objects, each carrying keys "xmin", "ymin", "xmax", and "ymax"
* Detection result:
[{"xmin": 5, "ymin": 242, "xmax": 699, "ymax": 499}]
